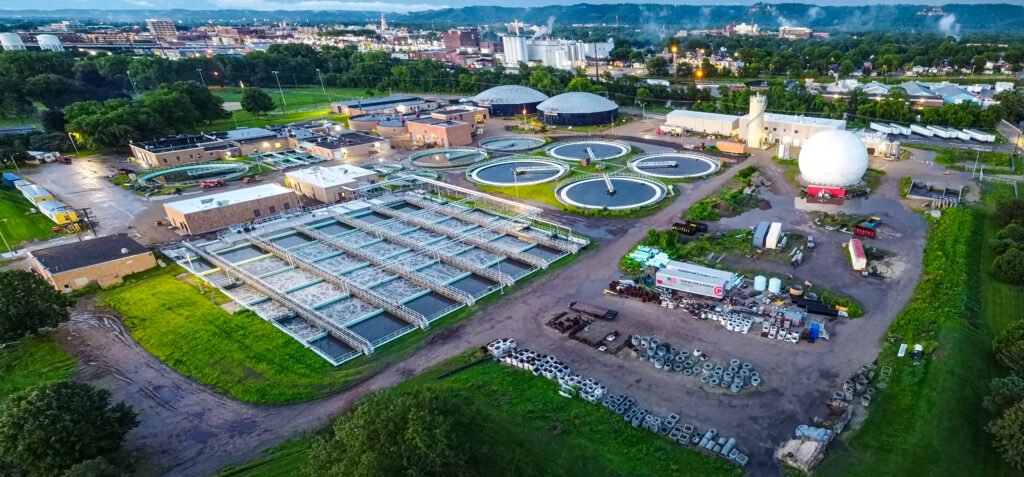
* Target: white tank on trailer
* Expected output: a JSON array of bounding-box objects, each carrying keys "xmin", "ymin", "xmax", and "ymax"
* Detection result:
[{"xmin": 768, "ymin": 277, "xmax": 782, "ymax": 294}]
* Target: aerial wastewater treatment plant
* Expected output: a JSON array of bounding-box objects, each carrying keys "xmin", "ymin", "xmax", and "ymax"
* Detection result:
[{"xmin": 163, "ymin": 177, "xmax": 587, "ymax": 366}]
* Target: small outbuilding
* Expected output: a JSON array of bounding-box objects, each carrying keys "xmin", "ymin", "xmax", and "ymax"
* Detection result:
[
  {"xmin": 537, "ymin": 92, "xmax": 619, "ymax": 127},
  {"xmin": 29, "ymin": 234, "xmax": 156, "ymax": 291}
]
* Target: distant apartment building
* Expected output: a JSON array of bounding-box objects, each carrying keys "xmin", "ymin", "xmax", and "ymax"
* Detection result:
[
  {"xmin": 146, "ymin": 18, "xmax": 179, "ymax": 42},
  {"xmin": 779, "ymin": 27, "xmax": 813, "ymax": 40},
  {"xmin": 441, "ymin": 28, "xmax": 479, "ymax": 52}
]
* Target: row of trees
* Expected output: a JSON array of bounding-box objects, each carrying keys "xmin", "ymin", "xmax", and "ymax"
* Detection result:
[
  {"xmin": 991, "ymin": 198, "xmax": 1024, "ymax": 286},
  {"xmin": 0, "ymin": 271, "xmax": 138, "ymax": 476},
  {"xmin": 690, "ymin": 81, "xmax": 1019, "ymax": 129},
  {"xmin": 989, "ymin": 320, "xmax": 1024, "ymax": 469},
  {"xmin": 63, "ymin": 81, "xmax": 229, "ymax": 149}
]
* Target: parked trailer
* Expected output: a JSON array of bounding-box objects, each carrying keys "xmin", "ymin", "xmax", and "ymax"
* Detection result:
[
  {"xmin": 955, "ymin": 129, "xmax": 972, "ymax": 141},
  {"xmin": 765, "ymin": 222, "xmax": 783, "ymax": 250},
  {"xmin": 752, "ymin": 221, "xmax": 770, "ymax": 248},
  {"xmin": 909, "ymin": 124, "xmax": 934, "ymax": 137},
  {"xmin": 852, "ymin": 225, "xmax": 877, "ymax": 238},
  {"xmin": 889, "ymin": 123, "xmax": 911, "ymax": 135},
  {"xmin": 964, "ymin": 129, "xmax": 996, "ymax": 143},
  {"xmin": 569, "ymin": 301, "xmax": 619, "ymax": 320},
  {"xmin": 849, "ymin": 239, "xmax": 867, "ymax": 271},
  {"xmin": 673, "ymin": 222, "xmax": 699, "ymax": 235},
  {"xmin": 870, "ymin": 122, "xmax": 895, "ymax": 135},
  {"xmin": 927, "ymin": 126, "xmax": 954, "ymax": 138}
]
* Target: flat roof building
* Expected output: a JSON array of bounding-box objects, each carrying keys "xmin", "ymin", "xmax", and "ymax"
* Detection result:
[
  {"xmin": 164, "ymin": 183, "xmax": 299, "ymax": 235},
  {"xmin": 331, "ymin": 95, "xmax": 441, "ymax": 116},
  {"xmin": 285, "ymin": 164, "xmax": 378, "ymax": 204},
  {"xmin": 407, "ymin": 117, "xmax": 474, "ymax": 147},
  {"xmin": 29, "ymin": 234, "xmax": 156, "ymax": 291},
  {"xmin": 666, "ymin": 110, "xmax": 740, "ymax": 136},
  {"xmin": 130, "ymin": 127, "xmax": 286, "ymax": 168},
  {"xmin": 298, "ymin": 131, "xmax": 392, "ymax": 161}
]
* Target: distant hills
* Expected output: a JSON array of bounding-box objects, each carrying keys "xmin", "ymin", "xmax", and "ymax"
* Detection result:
[{"xmin": 4, "ymin": 3, "xmax": 1024, "ymax": 34}]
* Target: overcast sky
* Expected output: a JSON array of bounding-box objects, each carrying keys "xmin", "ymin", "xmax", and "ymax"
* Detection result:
[{"xmin": 2, "ymin": 0, "xmax": 1023, "ymax": 14}]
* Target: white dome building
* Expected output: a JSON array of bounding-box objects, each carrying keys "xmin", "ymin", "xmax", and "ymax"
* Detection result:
[{"xmin": 798, "ymin": 130, "xmax": 869, "ymax": 187}]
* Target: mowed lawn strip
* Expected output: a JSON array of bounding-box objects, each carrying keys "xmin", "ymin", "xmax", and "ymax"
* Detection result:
[
  {"xmin": 0, "ymin": 187, "xmax": 58, "ymax": 246},
  {"xmin": 817, "ymin": 186, "xmax": 1019, "ymax": 476},
  {"xmin": 97, "ymin": 265, "xmax": 375, "ymax": 404},
  {"xmin": 0, "ymin": 334, "xmax": 76, "ymax": 402},
  {"xmin": 219, "ymin": 350, "xmax": 740, "ymax": 477}
]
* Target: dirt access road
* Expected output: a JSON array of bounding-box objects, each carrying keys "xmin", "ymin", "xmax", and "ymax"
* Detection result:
[{"xmin": 60, "ymin": 153, "xmax": 927, "ymax": 476}]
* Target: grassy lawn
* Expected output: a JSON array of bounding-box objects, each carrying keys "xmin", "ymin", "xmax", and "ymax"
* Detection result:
[
  {"xmin": 684, "ymin": 166, "xmax": 761, "ymax": 221},
  {"xmin": 0, "ymin": 334, "xmax": 76, "ymax": 402},
  {"xmin": 817, "ymin": 185, "xmax": 1020, "ymax": 476},
  {"xmin": 97, "ymin": 248, "xmax": 585, "ymax": 405},
  {"xmin": 202, "ymin": 109, "xmax": 348, "ymax": 133},
  {"xmin": 908, "ymin": 144, "xmax": 1019, "ymax": 174},
  {"xmin": 218, "ymin": 349, "xmax": 740, "ymax": 477},
  {"xmin": 0, "ymin": 115, "xmax": 41, "ymax": 129},
  {"xmin": 0, "ymin": 187, "xmax": 59, "ymax": 249},
  {"xmin": 212, "ymin": 86, "xmax": 371, "ymax": 113}
]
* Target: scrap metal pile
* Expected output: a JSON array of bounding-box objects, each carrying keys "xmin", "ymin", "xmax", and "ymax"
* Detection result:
[
  {"xmin": 629, "ymin": 335, "xmax": 762, "ymax": 393},
  {"xmin": 485, "ymin": 338, "xmax": 748, "ymax": 467},
  {"xmin": 676, "ymin": 295, "xmax": 829, "ymax": 345}
]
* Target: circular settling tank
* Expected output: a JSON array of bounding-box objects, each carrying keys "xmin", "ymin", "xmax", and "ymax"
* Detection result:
[
  {"xmin": 480, "ymin": 136, "xmax": 546, "ymax": 152},
  {"xmin": 410, "ymin": 148, "xmax": 488, "ymax": 168},
  {"xmin": 628, "ymin": 153, "xmax": 720, "ymax": 179},
  {"xmin": 138, "ymin": 162, "xmax": 250, "ymax": 186},
  {"xmin": 556, "ymin": 176, "xmax": 666, "ymax": 210},
  {"xmin": 467, "ymin": 158, "xmax": 568, "ymax": 186},
  {"xmin": 546, "ymin": 140, "xmax": 630, "ymax": 161}
]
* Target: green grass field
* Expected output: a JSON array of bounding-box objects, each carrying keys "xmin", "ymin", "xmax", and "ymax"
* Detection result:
[
  {"xmin": 218, "ymin": 349, "xmax": 740, "ymax": 477},
  {"xmin": 817, "ymin": 184, "xmax": 1021, "ymax": 476},
  {"xmin": 0, "ymin": 334, "xmax": 76, "ymax": 402},
  {"xmin": 97, "ymin": 249, "xmax": 585, "ymax": 405},
  {"xmin": 212, "ymin": 86, "xmax": 371, "ymax": 113},
  {"xmin": 203, "ymin": 109, "xmax": 349, "ymax": 134},
  {"xmin": 0, "ymin": 187, "xmax": 59, "ymax": 249}
]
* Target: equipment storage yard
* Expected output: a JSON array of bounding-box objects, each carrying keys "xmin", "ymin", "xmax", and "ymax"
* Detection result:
[{"xmin": 163, "ymin": 176, "xmax": 586, "ymax": 365}]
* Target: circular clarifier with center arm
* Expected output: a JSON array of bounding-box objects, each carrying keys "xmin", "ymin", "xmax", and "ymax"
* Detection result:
[
  {"xmin": 628, "ymin": 153, "xmax": 720, "ymax": 179},
  {"xmin": 546, "ymin": 140, "xmax": 630, "ymax": 161},
  {"xmin": 555, "ymin": 176, "xmax": 666, "ymax": 210},
  {"xmin": 467, "ymin": 158, "xmax": 569, "ymax": 186}
]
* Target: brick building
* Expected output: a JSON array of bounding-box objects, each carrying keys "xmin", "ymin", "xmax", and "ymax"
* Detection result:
[{"xmin": 29, "ymin": 234, "xmax": 156, "ymax": 291}]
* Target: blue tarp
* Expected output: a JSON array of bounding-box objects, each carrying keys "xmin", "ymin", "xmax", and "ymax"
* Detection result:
[{"xmin": 2, "ymin": 172, "xmax": 20, "ymax": 188}]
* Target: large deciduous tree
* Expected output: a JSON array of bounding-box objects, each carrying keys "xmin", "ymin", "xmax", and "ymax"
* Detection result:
[
  {"xmin": 0, "ymin": 382, "xmax": 137, "ymax": 477},
  {"xmin": 307, "ymin": 387, "xmax": 474, "ymax": 477},
  {"xmin": 988, "ymin": 401, "xmax": 1024, "ymax": 470},
  {"xmin": 0, "ymin": 270, "xmax": 73, "ymax": 342},
  {"xmin": 241, "ymin": 87, "xmax": 276, "ymax": 116},
  {"xmin": 995, "ymin": 320, "xmax": 1024, "ymax": 374}
]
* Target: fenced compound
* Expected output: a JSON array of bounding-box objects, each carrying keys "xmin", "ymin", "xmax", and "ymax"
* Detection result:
[{"xmin": 164, "ymin": 176, "xmax": 588, "ymax": 366}]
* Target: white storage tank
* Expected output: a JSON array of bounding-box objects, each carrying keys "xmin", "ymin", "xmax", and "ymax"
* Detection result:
[
  {"xmin": 768, "ymin": 277, "xmax": 782, "ymax": 294},
  {"xmin": 754, "ymin": 276, "xmax": 767, "ymax": 291}
]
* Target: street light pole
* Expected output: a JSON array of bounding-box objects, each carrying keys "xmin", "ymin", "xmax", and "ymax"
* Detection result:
[
  {"xmin": 196, "ymin": 68, "xmax": 206, "ymax": 87},
  {"xmin": 8, "ymin": 153, "xmax": 21, "ymax": 174},
  {"xmin": 316, "ymin": 68, "xmax": 332, "ymax": 104},
  {"xmin": 272, "ymin": 70, "xmax": 287, "ymax": 111},
  {"xmin": 671, "ymin": 45, "xmax": 678, "ymax": 80},
  {"xmin": 126, "ymin": 70, "xmax": 139, "ymax": 97},
  {"xmin": 67, "ymin": 133, "xmax": 80, "ymax": 157}
]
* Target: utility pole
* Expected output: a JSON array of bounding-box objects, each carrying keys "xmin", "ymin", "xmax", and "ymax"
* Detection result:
[
  {"xmin": 272, "ymin": 70, "xmax": 287, "ymax": 111},
  {"xmin": 67, "ymin": 133, "xmax": 80, "ymax": 157},
  {"xmin": 0, "ymin": 219, "xmax": 12, "ymax": 256},
  {"xmin": 196, "ymin": 68, "xmax": 206, "ymax": 87},
  {"xmin": 77, "ymin": 207, "xmax": 94, "ymax": 236},
  {"xmin": 7, "ymin": 153, "xmax": 21, "ymax": 174}
]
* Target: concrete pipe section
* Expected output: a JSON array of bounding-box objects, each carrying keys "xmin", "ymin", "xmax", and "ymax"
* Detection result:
[
  {"xmin": 627, "ymin": 153, "xmax": 720, "ymax": 179},
  {"xmin": 479, "ymin": 135, "xmax": 547, "ymax": 152},
  {"xmin": 138, "ymin": 162, "xmax": 251, "ymax": 186},
  {"xmin": 409, "ymin": 148, "xmax": 489, "ymax": 168},
  {"xmin": 467, "ymin": 158, "xmax": 569, "ymax": 186},
  {"xmin": 546, "ymin": 140, "xmax": 630, "ymax": 161},
  {"xmin": 555, "ymin": 175, "xmax": 667, "ymax": 210}
]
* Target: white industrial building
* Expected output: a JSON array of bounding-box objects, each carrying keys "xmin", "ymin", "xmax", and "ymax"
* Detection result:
[
  {"xmin": 285, "ymin": 164, "xmax": 378, "ymax": 204},
  {"xmin": 664, "ymin": 110, "xmax": 739, "ymax": 136},
  {"xmin": 664, "ymin": 94, "xmax": 846, "ymax": 149},
  {"xmin": 501, "ymin": 35, "xmax": 613, "ymax": 70}
]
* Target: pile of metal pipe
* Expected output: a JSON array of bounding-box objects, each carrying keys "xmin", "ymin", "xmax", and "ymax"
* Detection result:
[{"xmin": 630, "ymin": 335, "xmax": 763, "ymax": 393}]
